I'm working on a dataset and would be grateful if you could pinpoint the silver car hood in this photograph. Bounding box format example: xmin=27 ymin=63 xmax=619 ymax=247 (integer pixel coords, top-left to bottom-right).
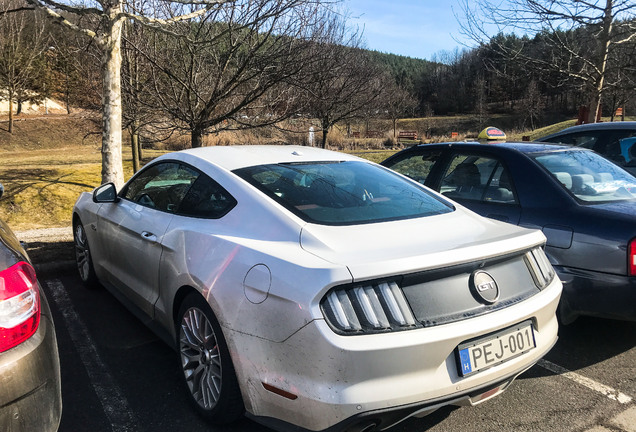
xmin=300 ymin=207 xmax=546 ymax=281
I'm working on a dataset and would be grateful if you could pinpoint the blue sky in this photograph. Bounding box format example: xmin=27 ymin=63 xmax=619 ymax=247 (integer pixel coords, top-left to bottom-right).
xmin=346 ymin=0 xmax=472 ymax=60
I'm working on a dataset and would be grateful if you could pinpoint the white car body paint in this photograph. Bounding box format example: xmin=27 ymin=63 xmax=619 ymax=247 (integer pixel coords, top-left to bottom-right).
xmin=73 ymin=145 xmax=562 ymax=432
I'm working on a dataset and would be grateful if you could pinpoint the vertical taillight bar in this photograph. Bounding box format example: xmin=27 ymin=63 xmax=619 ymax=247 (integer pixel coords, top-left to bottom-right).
xmin=629 ymin=239 xmax=636 ymax=277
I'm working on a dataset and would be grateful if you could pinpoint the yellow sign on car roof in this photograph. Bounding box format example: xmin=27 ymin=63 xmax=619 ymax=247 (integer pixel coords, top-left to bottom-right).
xmin=478 ymin=127 xmax=506 ymax=141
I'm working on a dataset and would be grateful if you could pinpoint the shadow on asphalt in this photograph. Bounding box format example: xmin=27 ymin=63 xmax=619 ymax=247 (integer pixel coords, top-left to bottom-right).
xmin=27 ymin=239 xmax=75 ymax=275
xmin=543 ymin=316 xmax=636 ymax=371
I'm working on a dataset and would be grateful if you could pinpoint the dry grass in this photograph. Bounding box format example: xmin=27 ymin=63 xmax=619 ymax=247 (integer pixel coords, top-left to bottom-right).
xmin=507 ymin=119 xmax=577 ymax=141
xmin=2 ymin=117 xmax=109 ymax=230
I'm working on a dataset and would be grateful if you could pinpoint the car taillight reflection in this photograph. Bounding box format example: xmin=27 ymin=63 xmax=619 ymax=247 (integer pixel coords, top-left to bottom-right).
xmin=0 ymin=261 xmax=40 ymax=352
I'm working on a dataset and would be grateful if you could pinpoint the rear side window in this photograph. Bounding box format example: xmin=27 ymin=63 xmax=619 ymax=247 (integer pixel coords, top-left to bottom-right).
xmin=177 ymin=175 xmax=237 ymax=219
xmin=384 ymin=150 xmax=442 ymax=185
xmin=234 ymin=161 xmax=453 ymax=225
xmin=439 ymin=155 xmax=517 ymax=204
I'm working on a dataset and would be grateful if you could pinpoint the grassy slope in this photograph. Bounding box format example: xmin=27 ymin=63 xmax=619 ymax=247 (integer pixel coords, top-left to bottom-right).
xmin=1 ymin=117 xmax=95 ymax=230
xmin=0 ymin=116 xmax=141 ymax=230
xmin=509 ymin=119 xmax=577 ymax=141
xmin=4 ymin=114 xmax=628 ymax=230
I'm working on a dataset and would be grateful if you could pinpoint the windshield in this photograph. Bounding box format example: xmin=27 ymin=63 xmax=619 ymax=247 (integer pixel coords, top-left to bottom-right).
xmin=532 ymin=150 xmax=636 ymax=203
xmin=234 ymin=161 xmax=453 ymax=225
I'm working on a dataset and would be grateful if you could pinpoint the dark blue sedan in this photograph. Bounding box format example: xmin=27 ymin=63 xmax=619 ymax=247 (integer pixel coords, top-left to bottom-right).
xmin=382 ymin=142 xmax=636 ymax=323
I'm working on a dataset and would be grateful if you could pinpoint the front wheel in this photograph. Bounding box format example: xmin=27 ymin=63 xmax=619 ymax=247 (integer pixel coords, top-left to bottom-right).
xmin=73 ymin=219 xmax=98 ymax=288
xmin=177 ymin=293 xmax=244 ymax=424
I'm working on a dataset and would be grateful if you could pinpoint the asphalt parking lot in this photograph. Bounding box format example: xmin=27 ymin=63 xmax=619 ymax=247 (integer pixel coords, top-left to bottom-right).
xmin=40 ymin=270 xmax=635 ymax=432
xmin=20 ymin=229 xmax=635 ymax=432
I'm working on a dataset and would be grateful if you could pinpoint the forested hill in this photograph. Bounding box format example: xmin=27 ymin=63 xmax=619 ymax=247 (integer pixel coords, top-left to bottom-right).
xmin=364 ymin=21 xmax=635 ymax=126
xmin=367 ymin=51 xmax=434 ymax=91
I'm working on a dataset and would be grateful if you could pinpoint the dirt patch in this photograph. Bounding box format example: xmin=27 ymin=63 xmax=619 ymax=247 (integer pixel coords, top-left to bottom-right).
xmin=0 ymin=114 xmax=100 ymax=151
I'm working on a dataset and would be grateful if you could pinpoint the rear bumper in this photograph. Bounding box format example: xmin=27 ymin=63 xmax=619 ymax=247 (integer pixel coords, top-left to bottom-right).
xmin=0 ymin=291 xmax=62 ymax=432
xmin=248 ymin=362 xmax=542 ymax=432
xmin=557 ymin=266 xmax=636 ymax=322
xmin=227 ymin=277 xmax=561 ymax=431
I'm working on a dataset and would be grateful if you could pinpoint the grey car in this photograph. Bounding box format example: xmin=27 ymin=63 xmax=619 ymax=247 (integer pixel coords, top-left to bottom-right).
xmin=0 ymin=183 xmax=62 ymax=431
xmin=538 ymin=121 xmax=636 ymax=175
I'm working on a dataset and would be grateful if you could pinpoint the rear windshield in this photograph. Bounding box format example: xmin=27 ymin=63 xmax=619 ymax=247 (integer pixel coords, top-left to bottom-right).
xmin=234 ymin=161 xmax=453 ymax=225
xmin=532 ymin=150 xmax=636 ymax=203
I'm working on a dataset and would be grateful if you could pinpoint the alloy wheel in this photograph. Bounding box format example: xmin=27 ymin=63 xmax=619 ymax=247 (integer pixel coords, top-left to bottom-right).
xmin=179 ymin=307 xmax=222 ymax=410
xmin=74 ymin=223 xmax=91 ymax=282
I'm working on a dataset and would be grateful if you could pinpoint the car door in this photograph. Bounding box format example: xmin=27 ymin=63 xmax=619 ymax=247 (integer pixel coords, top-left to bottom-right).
xmin=96 ymin=161 xmax=200 ymax=317
xmin=435 ymin=153 xmax=522 ymax=224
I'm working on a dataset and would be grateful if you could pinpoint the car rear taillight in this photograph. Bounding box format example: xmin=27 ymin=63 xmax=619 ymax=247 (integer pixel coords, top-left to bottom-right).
xmin=321 ymin=281 xmax=417 ymax=334
xmin=0 ymin=261 xmax=40 ymax=353
xmin=525 ymin=247 xmax=555 ymax=290
xmin=629 ymin=239 xmax=636 ymax=277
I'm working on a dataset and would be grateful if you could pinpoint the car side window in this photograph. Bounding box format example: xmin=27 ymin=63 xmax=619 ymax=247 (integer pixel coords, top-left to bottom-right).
xmin=619 ymin=137 xmax=636 ymax=166
xmin=385 ymin=150 xmax=442 ymax=184
xmin=177 ymin=174 xmax=237 ymax=219
xmin=440 ymin=154 xmax=517 ymax=204
xmin=542 ymin=131 xmax=599 ymax=149
xmin=123 ymin=162 xmax=199 ymax=213
xmin=544 ymin=130 xmax=636 ymax=165
xmin=599 ymin=131 xmax=636 ymax=164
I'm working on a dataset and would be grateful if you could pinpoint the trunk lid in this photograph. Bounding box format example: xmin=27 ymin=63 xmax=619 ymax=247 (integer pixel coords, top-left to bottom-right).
xmin=300 ymin=207 xmax=545 ymax=281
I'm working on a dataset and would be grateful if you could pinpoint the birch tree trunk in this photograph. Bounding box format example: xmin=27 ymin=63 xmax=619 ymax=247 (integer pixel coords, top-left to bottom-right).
xmin=8 ymin=96 xmax=14 ymax=134
xmin=588 ymin=0 xmax=613 ymax=124
xmin=25 ymin=0 xmax=239 ymax=188
xmin=99 ymin=6 xmax=125 ymax=189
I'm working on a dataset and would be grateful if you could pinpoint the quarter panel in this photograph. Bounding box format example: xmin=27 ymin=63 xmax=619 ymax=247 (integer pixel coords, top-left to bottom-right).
xmin=155 ymin=204 xmax=351 ymax=343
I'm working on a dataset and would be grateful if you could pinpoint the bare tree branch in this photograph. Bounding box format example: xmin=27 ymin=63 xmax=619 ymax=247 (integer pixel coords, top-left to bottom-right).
xmin=458 ymin=0 xmax=636 ymax=123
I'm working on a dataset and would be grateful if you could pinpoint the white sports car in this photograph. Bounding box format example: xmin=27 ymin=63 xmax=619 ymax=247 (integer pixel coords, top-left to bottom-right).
xmin=72 ymin=145 xmax=561 ymax=432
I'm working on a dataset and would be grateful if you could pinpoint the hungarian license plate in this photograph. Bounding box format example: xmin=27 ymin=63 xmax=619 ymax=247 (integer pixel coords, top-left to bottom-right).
xmin=456 ymin=320 xmax=536 ymax=377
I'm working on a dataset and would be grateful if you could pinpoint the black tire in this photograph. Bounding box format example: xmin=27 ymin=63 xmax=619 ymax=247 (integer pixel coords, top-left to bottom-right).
xmin=177 ymin=293 xmax=244 ymax=424
xmin=73 ymin=218 xmax=98 ymax=288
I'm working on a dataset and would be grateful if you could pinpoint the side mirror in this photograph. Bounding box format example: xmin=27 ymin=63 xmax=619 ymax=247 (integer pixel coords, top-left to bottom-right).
xmin=0 ymin=183 xmax=4 ymax=200
xmin=93 ymin=183 xmax=119 ymax=203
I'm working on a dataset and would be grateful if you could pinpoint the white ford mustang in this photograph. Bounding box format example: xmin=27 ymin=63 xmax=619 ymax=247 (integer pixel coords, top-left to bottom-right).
xmin=72 ymin=145 xmax=561 ymax=432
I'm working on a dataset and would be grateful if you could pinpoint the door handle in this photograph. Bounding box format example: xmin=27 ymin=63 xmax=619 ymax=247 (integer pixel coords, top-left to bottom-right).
xmin=141 ymin=231 xmax=157 ymax=243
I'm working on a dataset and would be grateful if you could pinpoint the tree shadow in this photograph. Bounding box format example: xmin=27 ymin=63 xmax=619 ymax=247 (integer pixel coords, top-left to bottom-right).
xmin=0 ymin=168 xmax=96 ymax=206
xmin=26 ymin=240 xmax=75 ymax=268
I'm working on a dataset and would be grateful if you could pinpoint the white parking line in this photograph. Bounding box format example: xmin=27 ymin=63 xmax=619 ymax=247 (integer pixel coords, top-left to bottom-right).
xmin=538 ymin=359 xmax=633 ymax=404
xmin=46 ymin=279 xmax=138 ymax=432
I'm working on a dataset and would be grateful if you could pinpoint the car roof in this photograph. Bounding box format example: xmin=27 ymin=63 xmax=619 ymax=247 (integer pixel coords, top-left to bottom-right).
xmin=168 ymin=145 xmax=363 ymax=171
xmin=409 ymin=141 xmax=576 ymax=155
xmin=541 ymin=121 xmax=636 ymax=136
